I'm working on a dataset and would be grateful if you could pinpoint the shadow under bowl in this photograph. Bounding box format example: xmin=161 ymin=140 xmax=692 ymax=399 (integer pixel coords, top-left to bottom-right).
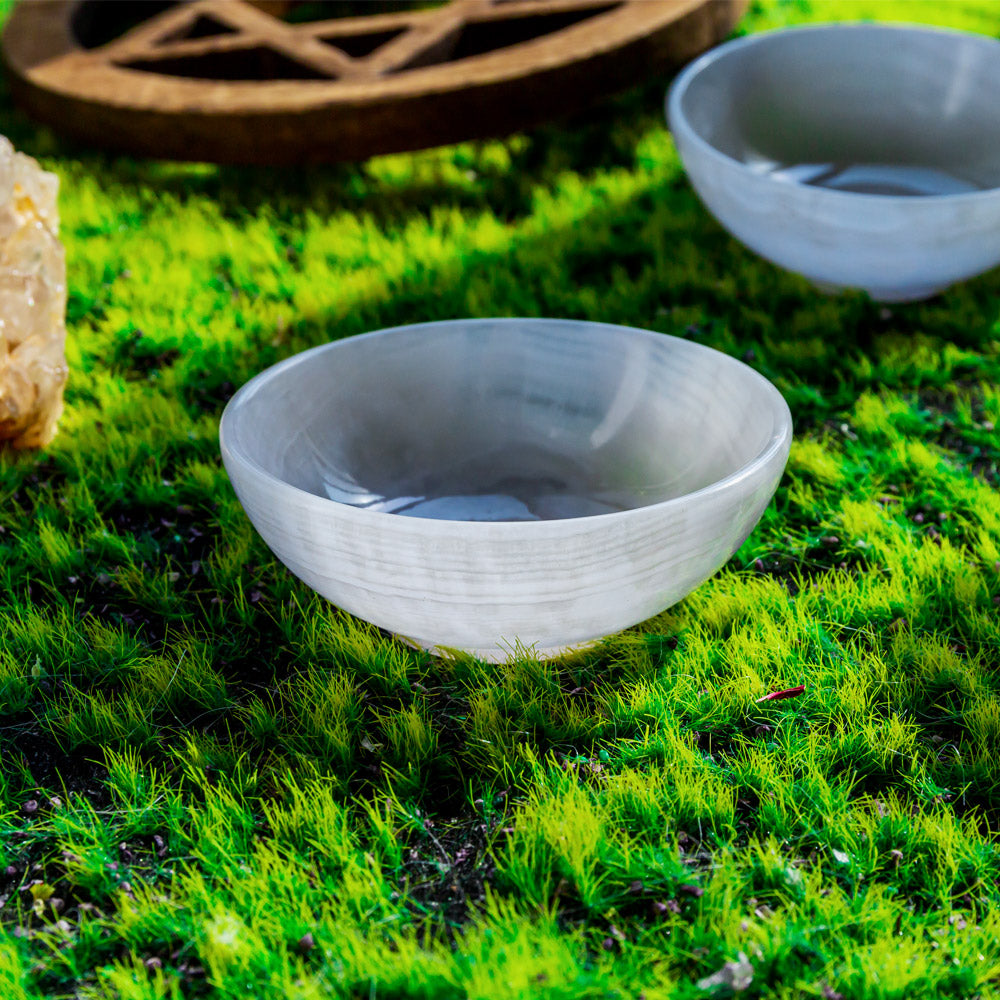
xmin=220 ymin=318 xmax=791 ymax=661
xmin=667 ymin=23 xmax=1000 ymax=301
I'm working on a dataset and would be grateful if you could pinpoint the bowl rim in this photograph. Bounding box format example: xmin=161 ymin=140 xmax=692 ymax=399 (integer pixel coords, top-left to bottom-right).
xmin=219 ymin=317 xmax=792 ymax=529
xmin=666 ymin=21 xmax=1000 ymax=205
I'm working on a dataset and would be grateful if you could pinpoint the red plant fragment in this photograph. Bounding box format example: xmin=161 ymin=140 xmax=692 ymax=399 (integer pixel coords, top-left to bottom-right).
xmin=756 ymin=685 xmax=805 ymax=703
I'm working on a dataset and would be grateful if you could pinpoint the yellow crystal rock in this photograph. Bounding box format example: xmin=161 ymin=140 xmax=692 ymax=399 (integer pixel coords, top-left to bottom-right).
xmin=0 ymin=138 xmax=67 ymax=448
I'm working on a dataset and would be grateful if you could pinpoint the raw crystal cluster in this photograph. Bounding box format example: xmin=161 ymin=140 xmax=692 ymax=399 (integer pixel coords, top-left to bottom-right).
xmin=0 ymin=137 xmax=66 ymax=448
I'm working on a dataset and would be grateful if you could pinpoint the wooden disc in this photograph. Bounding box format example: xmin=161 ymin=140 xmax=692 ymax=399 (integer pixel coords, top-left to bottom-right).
xmin=2 ymin=0 xmax=745 ymax=164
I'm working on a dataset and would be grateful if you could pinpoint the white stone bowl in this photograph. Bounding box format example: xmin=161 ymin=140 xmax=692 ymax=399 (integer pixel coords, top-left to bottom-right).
xmin=220 ymin=319 xmax=791 ymax=661
xmin=667 ymin=24 xmax=1000 ymax=302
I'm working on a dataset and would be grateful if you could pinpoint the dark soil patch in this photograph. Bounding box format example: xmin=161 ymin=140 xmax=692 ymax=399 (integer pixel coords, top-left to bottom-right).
xmin=103 ymin=500 xmax=216 ymax=566
xmin=0 ymin=728 xmax=109 ymax=799
xmin=749 ymin=537 xmax=875 ymax=594
xmin=917 ymin=387 xmax=999 ymax=488
xmin=112 ymin=328 xmax=182 ymax=378
xmin=58 ymin=578 xmax=172 ymax=646
xmin=183 ymin=371 xmax=237 ymax=414
xmin=399 ymin=810 xmax=499 ymax=934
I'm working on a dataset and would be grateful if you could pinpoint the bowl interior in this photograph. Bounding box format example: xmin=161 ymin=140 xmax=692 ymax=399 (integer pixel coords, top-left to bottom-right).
xmin=226 ymin=320 xmax=782 ymax=522
xmin=678 ymin=25 xmax=1000 ymax=195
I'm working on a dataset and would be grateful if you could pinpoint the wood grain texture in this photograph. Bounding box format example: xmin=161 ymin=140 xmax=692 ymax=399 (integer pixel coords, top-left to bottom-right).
xmin=2 ymin=0 xmax=745 ymax=164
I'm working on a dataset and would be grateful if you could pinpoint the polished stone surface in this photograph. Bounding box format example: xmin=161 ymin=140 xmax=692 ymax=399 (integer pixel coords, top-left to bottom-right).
xmin=668 ymin=24 xmax=1000 ymax=301
xmin=221 ymin=319 xmax=791 ymax=660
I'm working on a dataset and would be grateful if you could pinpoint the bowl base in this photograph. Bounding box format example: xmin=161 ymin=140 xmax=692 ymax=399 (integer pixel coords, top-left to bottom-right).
xmin=810 ymin=279 xmax=949 ymax=303
xmin=399 ymin=633 xmax=602 ymax=663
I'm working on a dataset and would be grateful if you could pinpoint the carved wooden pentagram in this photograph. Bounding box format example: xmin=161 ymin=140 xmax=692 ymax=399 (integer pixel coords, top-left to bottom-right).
xmin=2 ymin=0 xmax=745 ymax=164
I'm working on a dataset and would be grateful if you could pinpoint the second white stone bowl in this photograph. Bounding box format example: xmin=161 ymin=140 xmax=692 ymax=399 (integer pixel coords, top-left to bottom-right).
xmin=220 ymin=319 xmax=791 ymax=661
xmin=667 ymin=24 xmax=1000 ymax=301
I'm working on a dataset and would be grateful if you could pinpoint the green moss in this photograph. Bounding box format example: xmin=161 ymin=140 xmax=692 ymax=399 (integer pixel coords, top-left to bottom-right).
xmin=1 ymin=0 xmax=1000 ymax=996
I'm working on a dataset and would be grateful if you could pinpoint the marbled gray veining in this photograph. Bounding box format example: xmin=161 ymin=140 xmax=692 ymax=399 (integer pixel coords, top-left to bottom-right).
xmin=220 ymin=319 xmax=791 ymax=661
xmin=668 ymin=24 xmax=1000 ymax=301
